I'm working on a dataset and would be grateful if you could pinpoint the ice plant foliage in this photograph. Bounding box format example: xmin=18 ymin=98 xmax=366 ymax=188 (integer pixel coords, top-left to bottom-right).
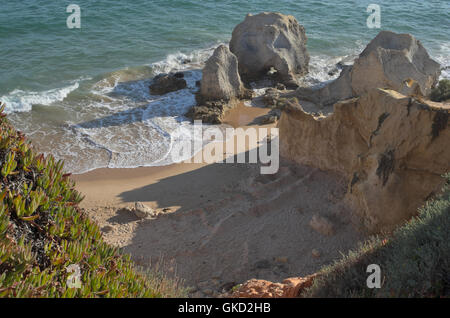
xmin=0 ymin=103 xmax=170 ymax=297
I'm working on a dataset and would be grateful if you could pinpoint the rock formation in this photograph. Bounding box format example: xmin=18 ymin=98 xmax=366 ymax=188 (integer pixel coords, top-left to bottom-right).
xmin=199 ymin=44 xmax=246 ymax=102
xmin=149 ymin=72 xmax=187 ymax=95
xmin=184 ymin=101 xmax=230 ymax=125
xmin=230 ymin=12 xmax=309 ymax=88
xmin=187 ymin=45 xmax=251 ymax=124
xmin=224 ymin=274 xmax=317 ymax=298
xmin=134 ymin=202 xmax=154 ymax=219
xmin=279 ymin=88 xmax=449 ymax=232
xmin=297 ymin=31 xmax=441 ymax=106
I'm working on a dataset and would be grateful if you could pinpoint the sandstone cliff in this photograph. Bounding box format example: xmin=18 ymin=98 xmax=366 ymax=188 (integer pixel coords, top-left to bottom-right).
xmin=279 ymin=89 xmax=449 ymax=232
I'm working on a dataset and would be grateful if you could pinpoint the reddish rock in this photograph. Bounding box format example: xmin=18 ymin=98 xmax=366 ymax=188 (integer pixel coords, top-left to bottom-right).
xmin=225 ymin=274 xmax=317 ymax=298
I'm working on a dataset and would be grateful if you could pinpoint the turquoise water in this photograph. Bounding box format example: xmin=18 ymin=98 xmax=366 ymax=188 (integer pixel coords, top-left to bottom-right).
xmin=0 ymin=1 xmax=449 ymax=173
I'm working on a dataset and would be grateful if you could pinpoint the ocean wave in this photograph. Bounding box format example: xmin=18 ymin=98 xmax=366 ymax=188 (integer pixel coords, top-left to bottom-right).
xmin=149 ymin=44 xmax=221 ymax=75
xmin=0 ymin=81 xmax=80 ymax=113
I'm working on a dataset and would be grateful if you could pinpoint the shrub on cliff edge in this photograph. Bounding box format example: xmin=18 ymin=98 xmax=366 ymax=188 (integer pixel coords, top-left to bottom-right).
xmin=304 ymin=173 xmax=450 ymax=297
xmin=0 ymin=104 xmax=186 ymax=297
xmin=430 ymin=79 xmax=450 ymax=102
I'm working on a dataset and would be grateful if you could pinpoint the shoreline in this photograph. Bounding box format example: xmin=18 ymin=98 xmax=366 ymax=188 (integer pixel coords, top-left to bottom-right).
xmin=73 ymin=103 xmax=272 ymax=212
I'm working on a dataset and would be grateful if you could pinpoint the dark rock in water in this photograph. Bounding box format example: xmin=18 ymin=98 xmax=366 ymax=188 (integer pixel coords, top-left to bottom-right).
xmin=327 ymin=67 xmax=339 ymax=76
xmin=173 ymin=72 xmax=185 ymax=79
xmin=195 ymin=80 xmax=201 ymax=87
xmin=149 ymin=72 xmax=187 ymax=95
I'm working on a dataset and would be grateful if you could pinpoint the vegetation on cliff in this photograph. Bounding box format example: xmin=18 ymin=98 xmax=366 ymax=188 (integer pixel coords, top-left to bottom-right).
xmin=304 ymin=173 xmax=450 ymax=297
xmin=0 ymin=104 xmax=186 ymax=297
xmin=430 ymin=79 xmax=450 ymax=102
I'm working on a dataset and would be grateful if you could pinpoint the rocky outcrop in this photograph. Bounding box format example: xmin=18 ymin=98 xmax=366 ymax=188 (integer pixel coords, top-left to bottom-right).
xmin=297 ymin=31 xmax=441 ymax=106
xmin=230 ymin=12 xmax=309 ymax=88
xmin=199 ymin=45 xmax=246 ymax=102
xmin=149 ymin=72 xmax=187 ymax=95
xmin=224 ymin=274 xmax=317 ymax=298
xmin=279 ymin=88 xmax=450 ymax=232
xmin=187 ymin=45 xmax=251 ymax=124
xmin=185 ymin=100 xmax=234 ymax=124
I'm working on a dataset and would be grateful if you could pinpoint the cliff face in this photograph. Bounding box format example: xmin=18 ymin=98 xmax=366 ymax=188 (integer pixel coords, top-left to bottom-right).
xmin=279 ymin=89 xmax=449 ymax=232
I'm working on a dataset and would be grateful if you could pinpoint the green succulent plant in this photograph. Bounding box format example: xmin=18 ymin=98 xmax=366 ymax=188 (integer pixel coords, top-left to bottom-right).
xmin=0 ymin=103 xmax=186 ymax=298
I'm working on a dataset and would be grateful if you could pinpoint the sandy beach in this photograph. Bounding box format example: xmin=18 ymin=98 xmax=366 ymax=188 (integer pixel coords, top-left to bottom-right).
xmin=73 ymin=104 xmax=364 ymax=297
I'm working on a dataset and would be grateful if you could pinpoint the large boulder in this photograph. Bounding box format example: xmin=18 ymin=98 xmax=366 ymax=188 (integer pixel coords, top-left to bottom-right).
xmin=149 ymin=72 xmax=187 ymax=95
xmin=352 ymin=31 xmax=441 ymax=96
xmin=199 ymin=45 xmax=246 ymax=102
xmin=297 ymin=31 xmax=441 ymax=106
xmin=229 ymin=12 xmax=309 ymax=88
xmin=279 ymin=89 xmax=449 ymax=232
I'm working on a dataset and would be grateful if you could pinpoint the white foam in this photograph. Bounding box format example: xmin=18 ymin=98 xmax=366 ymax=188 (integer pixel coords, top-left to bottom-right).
xmin=434 ymin=42 xmax=450 ymax=80
xmin=150 ymin=44 xmax=220 ymax=75
xmin=1 ymin=82 xmax=80 ymax=113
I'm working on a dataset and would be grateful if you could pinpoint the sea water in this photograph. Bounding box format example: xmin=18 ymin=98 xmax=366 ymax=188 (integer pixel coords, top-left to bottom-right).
xmin=1 ymin=0 xmax=448 ymax=173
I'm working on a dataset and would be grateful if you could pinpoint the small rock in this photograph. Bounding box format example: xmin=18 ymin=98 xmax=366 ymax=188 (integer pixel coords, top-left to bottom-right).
xmin=260 ymin=115 xmax=278 ymax=124
xmin=134 ymin=202 xmax=154 ymax=219
xmin=101 ymin=225 xmax=113 ymax=233
xmin=309 ymin=214 xmax=334 ymax=236
xmin=312 ymin=249 xmax=321 ymax=258
xmin=327 ymin=67 xmax=339 ymax=76
xmin=263 ymin=88 xmax=280 ymax=107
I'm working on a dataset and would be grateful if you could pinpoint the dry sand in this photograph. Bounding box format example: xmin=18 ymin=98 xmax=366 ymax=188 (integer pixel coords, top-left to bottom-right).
xmin=73 ymin=104 xmax=365 ymax=297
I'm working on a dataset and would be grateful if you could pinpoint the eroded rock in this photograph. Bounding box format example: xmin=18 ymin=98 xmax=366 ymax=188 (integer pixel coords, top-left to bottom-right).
xmin=199 ymin=45 xmax=247 ymax=102
xmin=279 ymin=88 xmax=450 ymax=232
xmin=230 ymin=12 xmax=309 ymax=87
xmin=185 ymin=100 xmax=234 ymax=124
xmin=134 ymin=202 xmax=154 ymax=219
xmin=297 ymin=31 xmax=441 ymax=106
